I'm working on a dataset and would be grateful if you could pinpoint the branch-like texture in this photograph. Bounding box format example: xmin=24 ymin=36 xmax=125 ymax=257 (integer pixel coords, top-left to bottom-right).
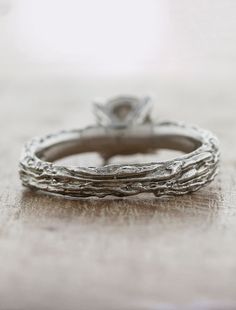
xmin=19 ymin=122 xmax=219 ymax=198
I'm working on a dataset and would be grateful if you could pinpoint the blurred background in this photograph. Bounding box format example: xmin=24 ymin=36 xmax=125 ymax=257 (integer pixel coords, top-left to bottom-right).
xmin=0 ymin=0 xmax=236 ymax=142
xmin=1 ymin=0 xmax=236 ymax=78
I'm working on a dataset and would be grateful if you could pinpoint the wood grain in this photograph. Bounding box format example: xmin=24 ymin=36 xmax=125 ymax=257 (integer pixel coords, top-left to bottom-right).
xmin=0 ymin=77 xmax=235 ymax=310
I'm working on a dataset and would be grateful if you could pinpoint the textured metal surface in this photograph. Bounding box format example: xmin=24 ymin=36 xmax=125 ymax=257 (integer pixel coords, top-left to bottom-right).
xmin=19 ymin=110 xmax=219 ymax=198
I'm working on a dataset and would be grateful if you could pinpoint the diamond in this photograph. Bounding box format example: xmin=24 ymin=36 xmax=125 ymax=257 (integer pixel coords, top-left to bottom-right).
xmin=93 ymin=95 xmax=152 ymax=128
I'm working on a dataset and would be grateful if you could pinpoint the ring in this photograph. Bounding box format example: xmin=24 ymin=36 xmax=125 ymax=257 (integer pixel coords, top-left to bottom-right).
xmin=19 ymin=95 xmax=220 ymax=198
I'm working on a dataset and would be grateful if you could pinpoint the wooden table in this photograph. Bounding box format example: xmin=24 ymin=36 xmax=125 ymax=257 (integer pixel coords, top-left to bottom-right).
xmin=0 ymin=76 xmax=235 ymax=309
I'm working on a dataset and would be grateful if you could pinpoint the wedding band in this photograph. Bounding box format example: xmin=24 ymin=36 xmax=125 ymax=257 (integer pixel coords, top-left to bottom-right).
xmin=19 ymin=95 xmax=220 ymax=198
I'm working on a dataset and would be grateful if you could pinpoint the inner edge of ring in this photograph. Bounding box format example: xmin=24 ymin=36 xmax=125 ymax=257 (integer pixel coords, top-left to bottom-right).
xmin=36 ymin=133 xmax=202 ymax=164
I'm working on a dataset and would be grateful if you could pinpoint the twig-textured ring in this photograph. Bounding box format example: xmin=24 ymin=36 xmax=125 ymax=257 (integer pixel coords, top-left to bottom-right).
xmin=19 ymin=96 xmax=220 ymax=198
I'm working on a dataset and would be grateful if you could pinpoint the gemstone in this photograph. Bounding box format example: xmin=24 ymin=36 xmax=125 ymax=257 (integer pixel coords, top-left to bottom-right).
xmin=94 ymin=95 xmax=152 ymax=128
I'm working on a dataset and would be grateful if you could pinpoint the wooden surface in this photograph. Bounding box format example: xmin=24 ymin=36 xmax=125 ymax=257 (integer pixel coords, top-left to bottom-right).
xmin=0 ymin=77 xmax=236 ymax=310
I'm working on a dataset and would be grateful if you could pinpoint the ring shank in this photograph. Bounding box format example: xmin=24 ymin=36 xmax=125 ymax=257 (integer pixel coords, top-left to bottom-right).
xmin=19 ymin=122 xmax=219 ymax=198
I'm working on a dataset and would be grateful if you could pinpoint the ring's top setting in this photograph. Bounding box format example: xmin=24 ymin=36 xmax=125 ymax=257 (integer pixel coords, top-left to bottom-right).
xmin=93 ymin=95 xmax=152 ymax=128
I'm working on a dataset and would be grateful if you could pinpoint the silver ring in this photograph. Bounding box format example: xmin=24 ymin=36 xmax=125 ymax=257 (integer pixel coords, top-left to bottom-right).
xmin=19 ymin=95 xmax=220 ymax=198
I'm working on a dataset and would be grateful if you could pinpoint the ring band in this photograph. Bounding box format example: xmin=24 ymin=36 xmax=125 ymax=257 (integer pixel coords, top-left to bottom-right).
xmin=19 ymin=96 xmax=220 ymax=198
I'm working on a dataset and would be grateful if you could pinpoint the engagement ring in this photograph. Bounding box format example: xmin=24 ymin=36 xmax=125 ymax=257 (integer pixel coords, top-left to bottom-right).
xmin=19 ymin=96 xmax=220 ymax=198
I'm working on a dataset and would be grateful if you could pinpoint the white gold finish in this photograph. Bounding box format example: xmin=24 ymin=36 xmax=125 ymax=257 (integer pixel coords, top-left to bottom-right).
xmin=19 ymin=96 xmax=220 ymax=198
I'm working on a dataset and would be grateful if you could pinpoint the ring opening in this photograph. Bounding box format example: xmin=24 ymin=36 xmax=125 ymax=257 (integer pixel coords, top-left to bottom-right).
xmin=36 ymin=134 xmax=202 ymax=163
